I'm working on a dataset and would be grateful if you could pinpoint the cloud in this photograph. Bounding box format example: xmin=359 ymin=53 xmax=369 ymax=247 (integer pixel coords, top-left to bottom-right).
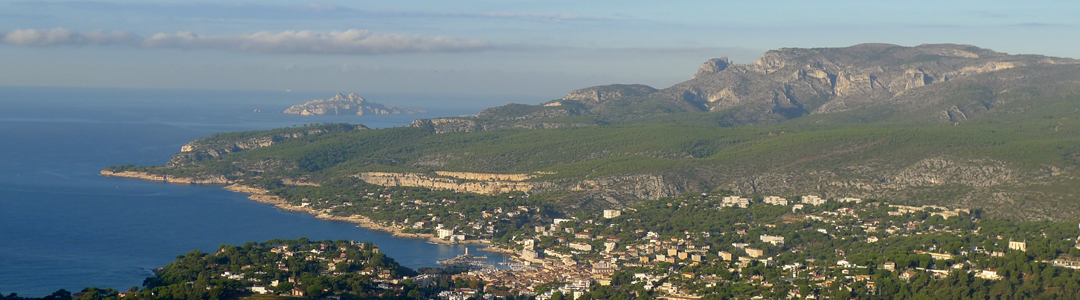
xmin=1 ymin=28 xmax=493 ymax=54
xmin=142 ymin=29 xmax=492 ymax=54
xmin=0 ymin=28 xmax=139 ymax=46
xmin=16 ymin=1 xmax=612 ymax=22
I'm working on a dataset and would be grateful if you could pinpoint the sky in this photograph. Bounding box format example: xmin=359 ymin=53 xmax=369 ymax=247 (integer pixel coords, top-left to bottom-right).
xmin=2 ymin=0 xmax=1079 ymax=98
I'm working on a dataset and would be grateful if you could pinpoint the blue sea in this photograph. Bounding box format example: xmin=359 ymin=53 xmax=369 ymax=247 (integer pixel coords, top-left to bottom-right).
xmin=0 ymin=86 xmax=543 ymax=296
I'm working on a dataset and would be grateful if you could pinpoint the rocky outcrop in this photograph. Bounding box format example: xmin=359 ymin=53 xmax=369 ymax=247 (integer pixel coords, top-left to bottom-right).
xmin=561 ymin=84 xmax=658 ymax=103
xmin=100 ymin=170 xmax=231 ymax=185
xmin=356 ymin=172 xmax=535 ymax=194
xmin=663 ymin=44 xmax=1077 ymax=121
xmin=284 ymin=93 xmax=425 ymax=116
xmin=693 ymin=57 xmax=730 ymax=79
xmin=170 ymin=126 xmax=365 ymax=166
xmin=409 ymin=118 xmax=483 ymax=134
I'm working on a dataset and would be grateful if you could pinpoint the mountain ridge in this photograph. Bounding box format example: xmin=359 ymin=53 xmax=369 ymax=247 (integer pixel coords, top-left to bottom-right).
xmin=104 ymin=43 xmax=1080 ymax=221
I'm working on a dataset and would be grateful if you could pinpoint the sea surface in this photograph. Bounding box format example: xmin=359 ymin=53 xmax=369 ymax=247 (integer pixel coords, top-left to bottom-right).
xmin=0 ymin=86 xmax=541 ymax=296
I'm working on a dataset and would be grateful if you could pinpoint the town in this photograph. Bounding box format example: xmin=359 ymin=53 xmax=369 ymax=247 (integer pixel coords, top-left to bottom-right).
xmin=283 ymin=185 xmax=1080 ymax=299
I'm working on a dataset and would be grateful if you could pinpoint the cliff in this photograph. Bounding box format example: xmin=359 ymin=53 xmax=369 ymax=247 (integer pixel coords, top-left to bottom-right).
xmin=284 ymin=93 xmax=425 ymax=116
xmin=356 ymin=172 xmax=535 ymax=194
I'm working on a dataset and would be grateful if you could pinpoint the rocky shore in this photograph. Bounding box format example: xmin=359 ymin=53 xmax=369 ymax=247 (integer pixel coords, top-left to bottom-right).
xmin=99 ymin=170 xmax=231 ymax=184
xmin=99 ymin=170 xmax=490 ymax=246
xmin=222 ymin=184 xmax=489 ymax=245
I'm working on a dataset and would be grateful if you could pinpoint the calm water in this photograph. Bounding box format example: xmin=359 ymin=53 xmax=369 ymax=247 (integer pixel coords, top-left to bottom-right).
xmin=0 ymin=87 xmax=541 ymax=296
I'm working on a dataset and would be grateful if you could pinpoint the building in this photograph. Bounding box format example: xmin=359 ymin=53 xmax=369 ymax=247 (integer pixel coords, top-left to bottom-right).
xmin=1009 ymin=240 xmax=1027 ymax=252
xmin=721 ymin=196 xmax=750 ymax=208
xmin=718 ymin=251 xmax=732 ymax=261
xmin=569 ymin=242 xmax=593 ymax=252
xmin=838 ymin=197 xmax=862 ymax=203
xmin=603 ymin=210 xmax=622 ymax=218
xmin=801 ymin=195 xmax=827 ymax=206
xmin=437 ymin=228 xmax=454 ymax=239
xmin=746 ymin=248 xmax=764 ymax=258
xmin=883 ymin=261 xmax=896 ymax=271
xmin=763 ymin=196 xmax=788 ymax=206
xmin=521 ymin=248 xmax=540 ymax=261
xmin=760 ymin=235 xmax=785 ymax=246
xmin=604 ymin=241 xmax=617 ymax=252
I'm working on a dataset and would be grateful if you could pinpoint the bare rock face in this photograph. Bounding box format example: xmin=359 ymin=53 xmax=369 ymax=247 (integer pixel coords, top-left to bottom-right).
xmin=662 ymin=43 xmax=1077 ymax=121
xmin=284 ymin=93 xmax=425 ymax=116
xmin=560 ymin=84 xmax=658 ymax=103
xmin=356 ymin=172 xmax=534 ymax=194
xmin=693 ymin=57 xmax=730 ymax=79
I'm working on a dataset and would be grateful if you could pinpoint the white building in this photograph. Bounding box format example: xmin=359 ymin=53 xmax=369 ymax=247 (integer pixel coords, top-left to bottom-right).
xmin=721 ymin=196 xmax=750 ymax=208
xmin=760 ymin=235 xmax=785 ymax=246
xmin=437 ymin=228 xmax=454 ymax=239
xmin=763 ymin=196 xmax=788 ymax=206
xmin=603 ymin=209 xmax=622 ymax=218
xmin=838 ymin=197 xmax=862 ymax=203
xmin=802 ymin=195 xmax=827 ymax=206
xmin=569 ymin=242 xmax=592 ymax=252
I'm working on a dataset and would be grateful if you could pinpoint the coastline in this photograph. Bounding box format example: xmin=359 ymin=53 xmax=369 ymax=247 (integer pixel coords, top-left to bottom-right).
xmin=100 ymin=170 xmax=490 ymax=246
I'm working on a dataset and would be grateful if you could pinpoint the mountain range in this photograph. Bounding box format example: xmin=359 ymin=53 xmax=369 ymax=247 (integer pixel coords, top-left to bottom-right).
xmin=107 ymin=44 xmax=1080 ymax=221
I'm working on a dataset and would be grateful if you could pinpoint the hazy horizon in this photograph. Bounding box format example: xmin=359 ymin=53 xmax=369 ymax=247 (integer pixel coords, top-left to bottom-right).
xmin=3 ymin=1 xmax=1079 ymax=98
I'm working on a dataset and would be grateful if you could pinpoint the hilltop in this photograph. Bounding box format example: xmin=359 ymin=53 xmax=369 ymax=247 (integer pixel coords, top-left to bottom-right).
xmin=105 ymin=44 xmax=1080 ymax=221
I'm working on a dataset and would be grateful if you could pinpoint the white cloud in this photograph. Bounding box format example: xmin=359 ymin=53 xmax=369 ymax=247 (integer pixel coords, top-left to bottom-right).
xmin=142 ymin=29 xmax=492 ymax=54
xmin=0 ymin=28 xmax=139 ymax=46
xmin=0 ymin=28 xmax=493 ymax=54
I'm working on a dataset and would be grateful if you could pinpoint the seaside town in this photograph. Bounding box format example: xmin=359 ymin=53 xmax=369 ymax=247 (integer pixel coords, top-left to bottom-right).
xmin=243 ymin=187 xmax=1080 ymax=299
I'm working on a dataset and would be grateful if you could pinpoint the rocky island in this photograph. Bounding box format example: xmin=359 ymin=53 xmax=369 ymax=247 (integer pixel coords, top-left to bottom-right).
xmin=284 ymin=93 xmax=425 ymax=116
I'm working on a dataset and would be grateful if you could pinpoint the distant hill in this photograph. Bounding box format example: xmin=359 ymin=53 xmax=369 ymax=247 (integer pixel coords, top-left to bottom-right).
xmin=415 ymin=43 xmax=1079 ymax=131
xmin=107 ymin=44 xmax=1080 ymax=221
xmin=284 ymin=93 xmax=425 ymax=116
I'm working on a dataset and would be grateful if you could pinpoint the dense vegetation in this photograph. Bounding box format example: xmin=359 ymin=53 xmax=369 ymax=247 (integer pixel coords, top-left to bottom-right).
xmin=112 ymin=89 xmax=1080 ymax=219
xmin=1 ymin=239 xmax=489 ymax=300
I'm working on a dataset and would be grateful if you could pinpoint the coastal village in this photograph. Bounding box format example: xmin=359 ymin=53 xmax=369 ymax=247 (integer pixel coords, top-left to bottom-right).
xmin=98 ymin=171 xmax=1080 ymax=299
xmin=248 ymin=185 xmax=1080 ymax=299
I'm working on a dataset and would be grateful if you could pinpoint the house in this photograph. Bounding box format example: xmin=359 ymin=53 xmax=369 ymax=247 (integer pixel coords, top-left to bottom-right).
xmin=976 ymin=269 xmax=1001 ymax=280
xmin=899 ymin=270 xmax=917 ymax=281
xmin=603 ymin=210 xmax=622 ymax=218
xmin=1009 ymin=240 xmax=1027 ymax=252
xmin=718 ymin=251 xmax=732 ymax=261
xmin=760 ymin=235 xmax=785 ymax=246
xmin=883 ymin=261 xmax=896 ymax=271
xmin=569 ymin=242 xmax=593 ymax=252
xmin=745 ymin=248 xmax=764 ymax=258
